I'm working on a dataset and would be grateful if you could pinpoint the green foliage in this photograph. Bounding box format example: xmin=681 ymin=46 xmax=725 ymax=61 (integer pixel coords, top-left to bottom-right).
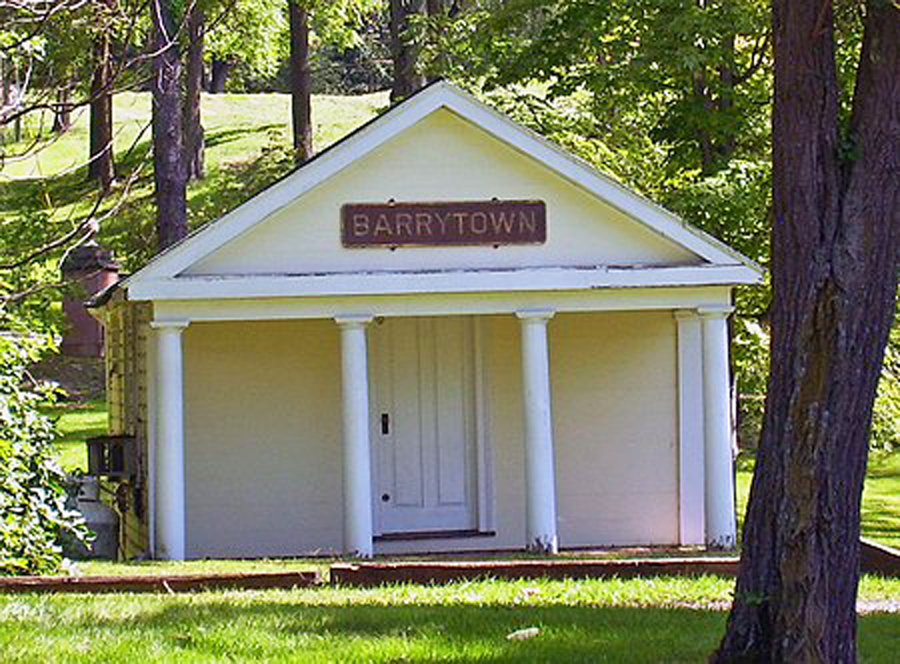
xmin=467 ymin=85 xmax=776 ymax=446
xmin=309 ymin=18 xmax=393 ymax=95
xmin=206 ymin=0 xmax=290 ymax=87
xmin=205 ymin=0 xmax=385 ymax=93
xmin=871 ymin=300 xmax=900 ymax=453
xmin=421 ymin=0 xmax=771 ymax=174
xmin=659 ymin=160 xmax=772 ymax=445
xmin=0 ymin=336 xmax=91 ymax=576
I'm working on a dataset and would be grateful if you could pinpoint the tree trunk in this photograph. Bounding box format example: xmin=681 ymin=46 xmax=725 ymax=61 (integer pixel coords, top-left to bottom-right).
xmin=692 ymin=67 xmax=717 ymax=175
xmin=89 ymin=0 xmax=115 ymax=193
xmin=715 ymin=32 xmax=737 ymax=164
xmin=151 ymin=0 xmax=188 ymax=251
xmin=184 ymin=5 xmax=205 ymax=180
xmin=209 ymin=58 xmax=231 ymax=93
xmin=425 ymin=0 xmax=446 ymax=82
xmin=390 ymin=0 xmax=427 ymax=102
xmin=53 ymin=84 xmax=72 ymax=133
xmin=289 ymin=1 xmax=313 ymax=163
xmin=713 ymin=2 xmax=899 ymax=661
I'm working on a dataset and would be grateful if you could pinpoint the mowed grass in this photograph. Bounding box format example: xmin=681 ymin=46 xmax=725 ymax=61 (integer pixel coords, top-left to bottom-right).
xmin=75 ymin=557 xmax=331 ymax=578
xmin=1 ymin=90 xmax=388 ymax=274
xmin=44 ymin=398 xmax=108 ymax=472
xmin=862 ymin=454 xmax=900 ymax=549
xmin=736 ymin=452 xmax=900 ymax=550
xmin=1 ymin=578 xmax=898 ymax=663
xmin=4 ymin=91 xmax=388 ymax=181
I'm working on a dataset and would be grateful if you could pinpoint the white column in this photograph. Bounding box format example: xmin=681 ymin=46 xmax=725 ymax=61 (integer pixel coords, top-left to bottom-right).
xmin=517 ymin=309 xmax=558 ymax=553
xmin=336 ymin=314 xmax=374 ymax=557
xmin=150 ymin=320 xmax=189 ymax=560
xmin=699 ymin=305 xmax=736 ymax=548
xmin=675 ymin=310 xmax=705 ymax=546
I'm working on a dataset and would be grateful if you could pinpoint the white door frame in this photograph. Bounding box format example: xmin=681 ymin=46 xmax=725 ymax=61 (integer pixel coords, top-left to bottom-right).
xmin=369 ymin=315 xmax=492 ymax=537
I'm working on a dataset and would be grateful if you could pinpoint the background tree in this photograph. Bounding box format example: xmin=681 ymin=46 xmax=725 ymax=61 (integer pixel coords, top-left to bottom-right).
xmin=288 ymin=0 xmax=381 ymax=163
xmin=289 ymin=0 xmax=313 ymax=162
xmin=184 ymin=0 xmax=205 ymax=180
xmin=713 ymin=0 xmax=899 ymax=660
xmin=151 ymin=0 xmax=188 ymax=249
xmin=422 ymin=0 xmax=771 ymax=175
xmin=205 ymin=0 xmax=288 ymax=93
xmin=389 ymin=0 xmax=426 ymax=101
xmin=88 ymin=0 xmax=117 ymax=192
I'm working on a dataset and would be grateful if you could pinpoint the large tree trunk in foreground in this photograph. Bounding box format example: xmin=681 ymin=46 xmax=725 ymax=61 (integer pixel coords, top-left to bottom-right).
xmin=151 ymin=0 xmax=188 ymax=251
xmin=288 ymin=0 xmax=312 ymax=163
xmin=390 ymin=0 xmax=426 ymax=102
xmin=184 ymin=4 xmax=205 ymax=180
xmin=89 ymin=0 xmax=115 ymax=193
xmin=713 ymin=2 xmax=899 ymax=661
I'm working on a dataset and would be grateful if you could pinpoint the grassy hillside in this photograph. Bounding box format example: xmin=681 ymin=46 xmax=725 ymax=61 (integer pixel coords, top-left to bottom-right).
xmin=2 ymin=91 xmax=388 ymax=273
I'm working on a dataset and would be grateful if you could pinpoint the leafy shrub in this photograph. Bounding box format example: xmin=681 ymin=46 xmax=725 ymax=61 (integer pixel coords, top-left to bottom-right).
xmin=0 ymin=335 xmax=91 ymax=575
xmin=871 ymin=302 xmax=900 ymax=453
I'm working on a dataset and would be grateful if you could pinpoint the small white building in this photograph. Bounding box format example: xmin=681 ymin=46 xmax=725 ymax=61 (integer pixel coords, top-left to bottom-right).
xmin=97 ymin=82 xmax=761 ymax=560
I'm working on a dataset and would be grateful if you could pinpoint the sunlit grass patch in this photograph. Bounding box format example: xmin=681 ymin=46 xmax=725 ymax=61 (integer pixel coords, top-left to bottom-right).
xmin=863 ymin=454 xmax=900 ymax=549
xmin=1 ymin=579 xmax=897 ymax=663
xmin=44 ymin=399 xmax=108 ymax=473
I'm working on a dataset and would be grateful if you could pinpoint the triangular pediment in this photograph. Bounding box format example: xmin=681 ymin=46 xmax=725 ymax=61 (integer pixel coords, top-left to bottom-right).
xmin=125 ymin=82 xmax=760 ymax=299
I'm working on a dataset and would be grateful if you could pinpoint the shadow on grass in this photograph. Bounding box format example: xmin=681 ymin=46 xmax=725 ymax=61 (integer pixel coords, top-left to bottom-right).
xmin=203 ymin=123 xmax=284 ymax=149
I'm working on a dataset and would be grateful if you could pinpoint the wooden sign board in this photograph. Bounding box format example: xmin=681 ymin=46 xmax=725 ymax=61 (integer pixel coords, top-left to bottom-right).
xmin=341 ymin=200 xmax=546 ymax=247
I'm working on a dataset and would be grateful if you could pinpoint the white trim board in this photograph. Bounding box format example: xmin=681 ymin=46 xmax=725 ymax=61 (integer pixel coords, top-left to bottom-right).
xmin=151 ymin=286 xmax=733 ymax=324
xmin=129 ymin=264 xmax=759 ymax=301
xmin=123 ymin=81 xmax=763 ymax=292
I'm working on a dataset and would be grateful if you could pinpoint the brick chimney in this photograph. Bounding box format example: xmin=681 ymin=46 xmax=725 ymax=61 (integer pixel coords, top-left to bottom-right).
xmin=60 ymin=242 xmax=120 ymax=357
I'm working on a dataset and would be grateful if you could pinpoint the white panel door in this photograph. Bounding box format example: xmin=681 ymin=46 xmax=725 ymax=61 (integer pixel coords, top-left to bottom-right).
xmin=372 ymin=316 xmax=477 ymax=533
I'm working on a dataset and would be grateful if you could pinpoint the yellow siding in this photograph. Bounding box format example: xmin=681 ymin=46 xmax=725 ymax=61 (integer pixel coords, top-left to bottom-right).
xmin=178 ymin=311 xmax=679 ymax=557
xmin=186 ymin=110 xmax=699 ymax=278
xmin=101 ymin=296 xmax=151 ymax=559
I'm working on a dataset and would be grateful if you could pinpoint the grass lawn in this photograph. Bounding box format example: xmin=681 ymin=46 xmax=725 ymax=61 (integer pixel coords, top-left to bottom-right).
xmin=1 ymin=578 xmax=898 ymax=663
xmin=736 ymin=451 xmax=900 ymax=550
xmin=1 ymin=90 xmax=389 ymax=276
xmin=44 ymin=398 xmax=108 ymax=472
xmin=862 ymin=454 xmax=900 ymax=549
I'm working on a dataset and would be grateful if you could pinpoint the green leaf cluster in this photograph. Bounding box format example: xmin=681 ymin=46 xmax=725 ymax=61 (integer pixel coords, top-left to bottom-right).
xmin=872 ymin=300 xmax=900 ymax=453
xmin=419 ymin=0 xmax=771 ymax=174
xmin=204 ymin=0 xmax=384 ymax=91
xmin=0 ymin=335 xmax=91 ymax=576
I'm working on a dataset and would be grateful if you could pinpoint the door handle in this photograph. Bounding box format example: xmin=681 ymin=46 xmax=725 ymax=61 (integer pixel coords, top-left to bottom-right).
xmin=381 ymin=413 xmax=390 ymax=435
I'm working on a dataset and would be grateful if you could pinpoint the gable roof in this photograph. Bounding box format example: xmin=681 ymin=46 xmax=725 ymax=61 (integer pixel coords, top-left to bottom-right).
xmin=124 ymin=80 xmax=762 ymax=294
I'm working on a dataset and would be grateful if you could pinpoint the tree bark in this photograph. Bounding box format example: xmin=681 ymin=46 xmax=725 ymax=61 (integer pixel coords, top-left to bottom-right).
xmin=425 ymin=0 xmax=446 ymax=82
xmin=713 ymin=2 xmax=899 ymax=661
xmin=184 ymin=4 xmax=205 ymax=180
xmin=390 ymin=0 xmax=427 ymax=102
xmin=715 ymin=31 xmax=737 ymax=164
xmin=151 ymin=0 xmax=188 ymax=251
xmin=53 ymin=84 xmax=72 ymax=133
xmin=89 ymin=0 xmax=116 ymax=193
xmin=289 ymin=0 xmax=313 ymax=163
xmin=209 ymin=58 xmax=231 ymax=93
